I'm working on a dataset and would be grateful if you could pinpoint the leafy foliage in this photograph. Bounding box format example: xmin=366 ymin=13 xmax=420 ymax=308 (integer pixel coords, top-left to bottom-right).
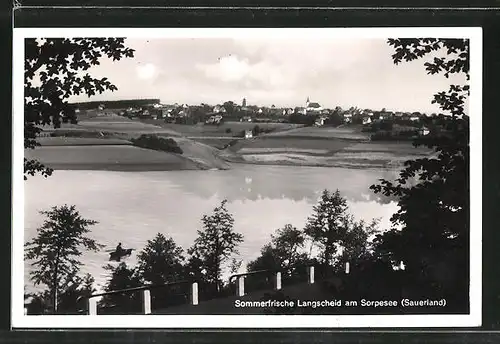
xmin=246 ymin=224 xmax=314 ymax=290
xmin=223 ymin=101 xmax=236 ymax=114
xmin=100 ymin=234 xmax=189 ymax=313
xmin=25 ymin=273 xmax=96 ymax=315
xmin=57 ymin=273 xmax=96 ymax=314
xmin=288 ymin=113 xmax=317 ymax=126
xmin=131 ymin=134 xmax=183 ymax=154
xmin=24 ymin=38 xmax=135 ymax=179
xmin=304 ymin=190 xmax=379 ymax=270
xmin=247 ymin=224 xmax=310 ymax=273
xmin=325 ymin=111 xmax=344 ymax=127
xmin=188 ymin=200 xmax=243 ymax=292
xmin=136 ymin=233 xmax=185 ymax=285
xmin=99 ymin=263 xmax=143 ymax=314
xmin=24 ymin=205 xmax=102 ymax=313
xmin=370 ymin=38 xmax=470 ymax=302
xmin=387 ymin=38 xmax=469 ymax=79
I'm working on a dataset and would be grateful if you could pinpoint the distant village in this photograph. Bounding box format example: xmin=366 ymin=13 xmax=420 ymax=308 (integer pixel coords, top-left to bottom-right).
xmin=73 ymin=96 xmax=460 ymax=140
xmin=82 ymin=97 xmax=432 ymax=123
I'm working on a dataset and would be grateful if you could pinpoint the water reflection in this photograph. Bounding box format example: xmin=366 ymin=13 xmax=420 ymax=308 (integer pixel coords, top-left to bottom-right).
xmin=23 ymin=165 xmax=401 ymax=292
xmin=146 ymin=165 xmax=401 ymax=204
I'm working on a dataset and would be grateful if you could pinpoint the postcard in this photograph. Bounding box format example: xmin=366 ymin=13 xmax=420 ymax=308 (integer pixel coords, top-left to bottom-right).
xmin=12 ymin=27 xmax=482 ymax=328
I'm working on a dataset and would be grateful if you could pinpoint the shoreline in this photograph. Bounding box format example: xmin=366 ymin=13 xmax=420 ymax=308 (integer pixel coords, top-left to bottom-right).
xmin=27 ymin=121 xmax=434 ymax=173
xmin=26 ymin=135 xmax=431 ymax=172
xmin=31 ymin=151 xmax=408 ymax=172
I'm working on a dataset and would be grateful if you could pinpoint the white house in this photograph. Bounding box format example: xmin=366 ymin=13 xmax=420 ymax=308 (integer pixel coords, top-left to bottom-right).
xmin=213 ymin=105 xmax=226 ymax=114
xmin=305 ymin=97 xmax=323 ymax=113
xmin=419 ymin=127 xmax=430 ymax=136
xmin=410 ymin=115 xmax=420 ymax=122
xmin=244 ymin=130 xmax=253 ymax=139
xmin=206 ymin=114 xmax=223 ymax=124
xmin=306 ymin=102 xmax=322 ymax=113
xmin=315 ymin=116 xmax=328 ymax=126
xmin=343 ymin=113 xmax=353 ymax=123
xmin=379 ymin=113 xmax=390 ymax=120
xmin=362 ymin=116 xmax=372 ymax=125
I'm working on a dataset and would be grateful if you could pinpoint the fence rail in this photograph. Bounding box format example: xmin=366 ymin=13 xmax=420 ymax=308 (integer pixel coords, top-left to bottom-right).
xmin=82 ymin=262 xmax=350 ymax=315
xmin=83 ymin=280 xmax=198 ymax=315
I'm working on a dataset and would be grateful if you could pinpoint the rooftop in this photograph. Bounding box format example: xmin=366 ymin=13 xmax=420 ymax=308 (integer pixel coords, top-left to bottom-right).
xmin=307 ymin=102 xmax=321 ymax=108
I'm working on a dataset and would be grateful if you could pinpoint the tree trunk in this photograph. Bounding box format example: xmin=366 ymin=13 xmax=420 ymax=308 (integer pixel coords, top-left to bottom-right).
xmin=52 ymin=250 xmax=61 ymax=314
xmin=52 ymin=264 xmax=58 ymax=313
xmin=214 ymin=255 xmax=220 ymax=293
xmin=214 ymin=235 xmax=220 ymax=294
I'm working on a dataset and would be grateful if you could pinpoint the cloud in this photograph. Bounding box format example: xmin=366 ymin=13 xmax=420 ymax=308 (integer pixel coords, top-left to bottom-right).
xmin=67 ymin=38 xmax=469 ymax=113
xmin=198 ymin=55 xmax=250 ymax=82
xmin=136 ymin=63 xmax=158 ymax=80
xmin=196 ymin=53 xmax=299 ymax=89
xmin=195 ymin=39 xmax=385 ymax=93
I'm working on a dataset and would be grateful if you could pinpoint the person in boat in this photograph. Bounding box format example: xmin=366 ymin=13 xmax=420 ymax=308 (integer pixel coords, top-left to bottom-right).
xmin=115 ymin=242 xmax=124 ymax=256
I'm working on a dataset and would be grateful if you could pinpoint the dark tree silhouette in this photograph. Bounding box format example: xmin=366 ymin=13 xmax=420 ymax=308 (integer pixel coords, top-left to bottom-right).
xmin=223 ymin=101 xmax=236 ymax=114
xmin=99 ymin=263 xmax=143 ymax=314
xmin=136 ymin=233 xmax=185 ymax=285
xmin=304 ymin=189 xmax=379 ymax=271
xmin=188 ymin=200 xmax=243 ymax=293
xmin=370 ymin=38 xmax=470 ymax=304
xmin=24 ymin=205 xmax=102 ymax=313
xmin=24 ymin=38 xmax=135 ymax=179
xmin=25 ymin=273 xmax=96 ymax=315
xmin=248 ymin=224 xmax=310 ymax=273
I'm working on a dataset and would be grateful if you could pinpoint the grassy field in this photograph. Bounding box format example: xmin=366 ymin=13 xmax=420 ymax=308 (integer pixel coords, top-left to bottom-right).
xmin=140 ymin=120 xmax=303 ymax=138
xmin=39 ymin=121 xmax=182 ymax=141
xmin=37 ymin=137 xmax=131 ymax=146
xmin=341 ymin=142 xmax=433 ymax=156
xmin=25 ymin=145 xmax=200 ymax=171
xmin=30 ymin=113 xmax=434 ymax=171
xmin=266 ymin=125 xmax=371 ymax=140
xmin=191 ymin=138 xmax=238 ymax=149
xmin=231 ymin=137 xmax=354 ymax=154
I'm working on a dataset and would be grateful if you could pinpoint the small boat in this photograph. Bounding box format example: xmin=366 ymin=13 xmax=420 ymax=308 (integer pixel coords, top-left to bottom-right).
xmin=108 ymin=248 xmax=134 ymax=262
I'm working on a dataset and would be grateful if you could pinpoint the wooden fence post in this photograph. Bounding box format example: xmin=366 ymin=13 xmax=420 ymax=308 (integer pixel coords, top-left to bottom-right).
xmin=274 ymin=272 xmax=282 ymax=290
xmin=88 ymin=297 xmax=97 ymax=315
xmin=308 ymin=266 xmax=315 ymax=284
xmin=190 ymin=282 xmax=199 ymax=306
xmin=142 ymin=290 xmax=151 ymax=315
xmin=345 ymin=262 xmax=350 ymax=274
xmin=236 ymin=276 xmax=245 ymax=297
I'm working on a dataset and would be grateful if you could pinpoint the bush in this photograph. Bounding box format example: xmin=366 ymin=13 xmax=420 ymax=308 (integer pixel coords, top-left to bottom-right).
xmin=225 ymin=128 xmax=232 ymax=134
xmin=234 ymin=130 xmax=246 ymax=138
xmin=252 ymin=125 xmax=261 ymax=136
xmin=288 ymin=113 xmax=317 ymax=126
xmin=131 ymin=134 xmax=183 ymax=154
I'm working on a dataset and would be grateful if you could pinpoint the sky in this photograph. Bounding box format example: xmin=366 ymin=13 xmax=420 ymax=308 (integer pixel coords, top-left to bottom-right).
xmin=69 ymin=37 xmax=468 ymax=114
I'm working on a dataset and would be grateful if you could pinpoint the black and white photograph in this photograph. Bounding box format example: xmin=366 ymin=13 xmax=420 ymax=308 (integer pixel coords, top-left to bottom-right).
xmin=12 ymin=27 xmax=482 ymax=328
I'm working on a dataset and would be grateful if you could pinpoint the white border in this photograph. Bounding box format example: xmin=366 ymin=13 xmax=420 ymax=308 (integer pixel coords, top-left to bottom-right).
xmin=12 ymin=27 xmax=482 ymax=329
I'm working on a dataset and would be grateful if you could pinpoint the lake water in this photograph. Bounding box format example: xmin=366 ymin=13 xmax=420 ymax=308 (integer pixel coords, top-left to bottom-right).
xmin=24 ymin=165 xmax=400 ymax=293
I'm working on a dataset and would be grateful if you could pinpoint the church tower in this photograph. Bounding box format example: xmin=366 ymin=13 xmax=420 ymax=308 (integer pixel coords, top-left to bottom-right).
xmin=242 ymin=97 xmax=247 ymax=107
xmin=306 ymin=96 xmax=310 ymax=108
